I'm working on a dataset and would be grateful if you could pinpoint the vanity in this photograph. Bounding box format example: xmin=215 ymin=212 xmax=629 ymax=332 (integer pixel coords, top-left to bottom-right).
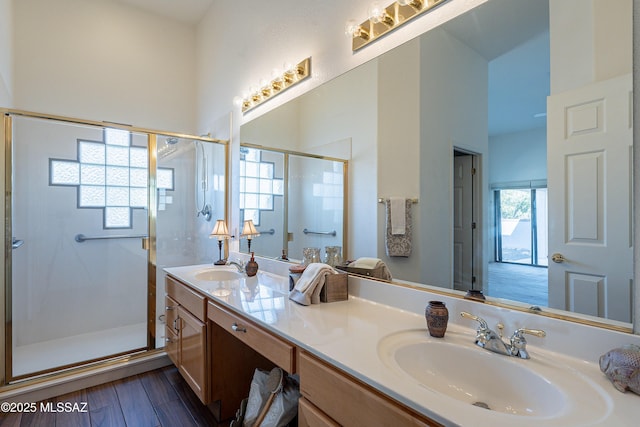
xmin=164 ymin=255 xmax=640 ymax=426
xmin=164 ymin=262 xmax=440 ymax=425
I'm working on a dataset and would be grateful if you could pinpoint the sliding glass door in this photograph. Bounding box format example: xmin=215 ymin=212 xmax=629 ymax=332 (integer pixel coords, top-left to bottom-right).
xmin=8 ymin=115 xmax=149 ymax=380
xmin=495 ymin=188 xmax=548 ymax=266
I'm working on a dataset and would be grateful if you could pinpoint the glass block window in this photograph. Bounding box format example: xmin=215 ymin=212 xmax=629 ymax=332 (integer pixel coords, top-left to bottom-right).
xmin=239 ymin=147 xmax=283 ymax=226
xmin=49 ymin=128 xmax=173 ymax=229
xmin=311 ymin=161 xmax=344 ymax=220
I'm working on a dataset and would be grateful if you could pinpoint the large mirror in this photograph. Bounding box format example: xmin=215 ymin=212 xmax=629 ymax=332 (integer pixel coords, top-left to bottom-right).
xmin=240 ymin=0 xmax=633 ymax=328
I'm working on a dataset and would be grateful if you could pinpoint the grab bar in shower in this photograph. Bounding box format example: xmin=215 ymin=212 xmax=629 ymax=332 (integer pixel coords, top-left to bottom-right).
xmin=303 ymin=228 xmax=337 ymax=237
xmin=258 ymin=228 xmax=275 ymax=235
xmin=75 ymin=233 xmax=148 ymax=243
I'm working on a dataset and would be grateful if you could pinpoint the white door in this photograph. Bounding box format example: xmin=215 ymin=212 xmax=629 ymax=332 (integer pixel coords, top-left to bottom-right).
xmin=547 ymin=74 xmax=632 ymax=322
xmin=453 ymin=154 xmax=474 ymax=291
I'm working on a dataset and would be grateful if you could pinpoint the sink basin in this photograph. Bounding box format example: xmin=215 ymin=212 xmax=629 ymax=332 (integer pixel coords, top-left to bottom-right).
xmin=194 ymin=268 xmax=243 ymax=282
xmin=377 ymin=329 xmax=610 ymax=422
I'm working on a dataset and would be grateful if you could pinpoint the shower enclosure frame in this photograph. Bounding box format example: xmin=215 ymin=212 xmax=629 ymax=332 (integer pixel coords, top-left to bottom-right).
xmin=0 ymin=108 xmax=229 ymax=385
xmin=239 ymin=142 xmax=349 ymax=260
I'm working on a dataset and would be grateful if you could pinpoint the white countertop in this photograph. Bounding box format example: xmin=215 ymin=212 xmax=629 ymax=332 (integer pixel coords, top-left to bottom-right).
xmin=164 ymin=262 xmax=640 ymax=427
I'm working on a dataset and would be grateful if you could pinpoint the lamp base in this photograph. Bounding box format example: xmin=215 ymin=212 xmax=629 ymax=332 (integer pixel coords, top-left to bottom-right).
xmin=214 ymin=259 xmax=226 ymax=266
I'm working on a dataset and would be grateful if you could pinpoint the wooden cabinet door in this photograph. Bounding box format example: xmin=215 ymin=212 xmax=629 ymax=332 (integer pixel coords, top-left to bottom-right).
xmin=178 ymin=306 xmax=208 ymax=403
xmin=299 ymin=352 xmax=441 ymax=427
xmin=299 ymin=397 xmax=340 ymax=427
xmin=164 ymin=296 xmax=179 ymax=366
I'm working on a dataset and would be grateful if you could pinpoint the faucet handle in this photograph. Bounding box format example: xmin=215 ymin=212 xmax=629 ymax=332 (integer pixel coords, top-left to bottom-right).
xmin=510 ymin=328 xmax=546 ymax=359
xmin=512 ymin=328 xmax=546 ymax=339
xmin=460 ymin=311 xmax=490 ymax=331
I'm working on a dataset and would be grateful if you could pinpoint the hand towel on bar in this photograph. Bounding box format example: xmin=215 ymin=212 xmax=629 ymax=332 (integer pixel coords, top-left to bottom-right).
xmin=289 ymin=263 xmax=337 ymax=306
xmin=385 ymin=198 xmax=412 ymax=257
xmin=390 ymin=197 xmax=406 ymax=235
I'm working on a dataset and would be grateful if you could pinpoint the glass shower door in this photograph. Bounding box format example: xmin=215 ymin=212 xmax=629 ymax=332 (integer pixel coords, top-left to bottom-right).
xmin=287 ymin=155 xmax=345 ymax=261
xmin=9 ymin=115 xmax=149 ymax=379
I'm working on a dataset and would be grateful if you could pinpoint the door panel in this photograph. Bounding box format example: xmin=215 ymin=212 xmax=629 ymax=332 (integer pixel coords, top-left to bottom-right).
xmin=9 ymin=116 xmax=149 ymax=379
xmin=453 ymin=155 xmax=473 ymax=291
xmin=547 ymin=74 xmax=632 ymax=322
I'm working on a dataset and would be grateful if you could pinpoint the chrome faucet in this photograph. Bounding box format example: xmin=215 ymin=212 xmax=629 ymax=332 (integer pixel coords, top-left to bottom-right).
xmin=460 ymin=312 xmax=545 ymax=359
xmin=226 ymin=259 xmax=245 ymax=273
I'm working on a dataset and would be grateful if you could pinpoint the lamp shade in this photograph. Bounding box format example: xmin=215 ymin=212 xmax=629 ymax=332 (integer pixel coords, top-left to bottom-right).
xmin=209 ymin=220 xmax=230 ymax=241
xmin=240 ymin=219 xmax=260 ymax=238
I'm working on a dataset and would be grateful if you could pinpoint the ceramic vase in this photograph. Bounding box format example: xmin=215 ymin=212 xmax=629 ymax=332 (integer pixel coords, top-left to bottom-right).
xmin=245 ymin=252 xmax=259 ymax=277
xmin=425 ymin=301 xmax=449 ymax=338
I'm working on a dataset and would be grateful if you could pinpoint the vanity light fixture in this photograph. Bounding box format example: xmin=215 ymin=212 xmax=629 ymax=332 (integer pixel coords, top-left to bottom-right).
xmin=347 ymin=0 xmax=448 ymax=51
xmin=240 ymin=219 xmax=261 ymax=253
xmin=235 ymin=57 xmax=311 ymax=114
xmin=210 ymin=219 xmax=231 ymax=265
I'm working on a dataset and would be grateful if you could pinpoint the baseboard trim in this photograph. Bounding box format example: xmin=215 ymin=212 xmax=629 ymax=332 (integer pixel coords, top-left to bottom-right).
xmin=0 ymin=351 xmax=171 ymax=403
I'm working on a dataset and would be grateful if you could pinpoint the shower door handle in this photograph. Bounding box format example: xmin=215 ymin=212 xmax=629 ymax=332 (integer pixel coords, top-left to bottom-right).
xmin=12 ymin=238 xmax=24 ymax=249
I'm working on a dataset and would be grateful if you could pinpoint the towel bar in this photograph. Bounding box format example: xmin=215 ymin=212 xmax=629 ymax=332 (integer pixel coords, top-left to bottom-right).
xmin=75 ymin=233 xmax=147 ymax=243
xmin=303 ymin=228 xmax=337 ymax=236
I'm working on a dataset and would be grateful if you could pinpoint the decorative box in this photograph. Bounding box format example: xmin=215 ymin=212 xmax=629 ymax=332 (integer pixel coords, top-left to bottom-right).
xmin=321 ymin=272 xmax=348 ymax=303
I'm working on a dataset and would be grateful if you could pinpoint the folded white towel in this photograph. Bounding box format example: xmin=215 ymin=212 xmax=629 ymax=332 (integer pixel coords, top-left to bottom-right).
xmin=289 ymin=263 xmax=337 ymax=306
xmin=349 ymin=257 xmax=382 ymax=269
xmin=348 ymin=257 xmax=393 ymax=281
xmin=390 ymin=197 xmax=406 ymax=235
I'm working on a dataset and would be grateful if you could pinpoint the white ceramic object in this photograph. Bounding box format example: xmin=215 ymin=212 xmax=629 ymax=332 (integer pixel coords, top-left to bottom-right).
xmin=193 ymin=268 xmax=244 ymax=282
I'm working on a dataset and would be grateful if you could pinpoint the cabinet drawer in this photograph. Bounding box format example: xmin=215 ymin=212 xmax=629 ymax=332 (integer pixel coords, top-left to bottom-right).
xmin=166 ymin=275 xmax=206 ymax=322
xmin=165 ymin=295 xmax=179 ymax=366
xmin=207 ymin=301 xmax=295 ymax=373
xmin=299 ymin=351 xmax=441 ymax=427
xmin=299 ymin=397 xmax=340 ymax=427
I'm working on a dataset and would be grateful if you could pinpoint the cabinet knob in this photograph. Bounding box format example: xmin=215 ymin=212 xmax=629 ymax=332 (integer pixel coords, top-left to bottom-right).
xmin=232 ymin=322 xmax=247 ymax=333
xmin=165 ymin=337 xmax=174 ymax=343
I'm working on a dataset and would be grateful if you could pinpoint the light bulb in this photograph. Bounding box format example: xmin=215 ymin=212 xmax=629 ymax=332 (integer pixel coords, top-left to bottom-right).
xmin=345 ymin=19 xmax=359 ymax=36
xmin=368 ymin=2 xmax=385 ymax=23
xmin=368 ymin=2 xmax=394 ymax=26
xmin=232 ymin=96 xmax=243 ymax=107
xmin=398 ymin=0 xmax=423 ymax=10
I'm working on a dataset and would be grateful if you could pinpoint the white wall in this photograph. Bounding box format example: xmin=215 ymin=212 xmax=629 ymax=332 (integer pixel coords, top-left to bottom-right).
xmin=489 ymin=128 xmax=547 ymax=185
xmin=419 ymin=27 xmax=489 ymax=288
xmin=377 ymin=39 xmax=422 ymax=282
xmin=13 ymin=0 xmax=197 ymax=133
xmin=0 ymin=0 xmax=12 ymax=106
xmin=196 ymin=0 xmax=487 ymax=132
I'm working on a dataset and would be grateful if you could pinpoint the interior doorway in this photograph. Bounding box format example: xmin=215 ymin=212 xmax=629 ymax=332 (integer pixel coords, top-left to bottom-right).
xmin=452 ymin=149 xmax=479 ymax=292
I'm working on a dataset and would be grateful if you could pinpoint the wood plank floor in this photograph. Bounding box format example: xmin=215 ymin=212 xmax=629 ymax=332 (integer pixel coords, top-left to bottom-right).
xmin=486 ymin=261 xmax=548 ymax=307
xmin=0 ymin=365 xmax=228 ymax=427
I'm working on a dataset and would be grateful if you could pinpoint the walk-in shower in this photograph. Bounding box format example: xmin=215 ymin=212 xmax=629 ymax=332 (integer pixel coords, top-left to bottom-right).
xmin=2 ymin=110 xmax=227 ymax=382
